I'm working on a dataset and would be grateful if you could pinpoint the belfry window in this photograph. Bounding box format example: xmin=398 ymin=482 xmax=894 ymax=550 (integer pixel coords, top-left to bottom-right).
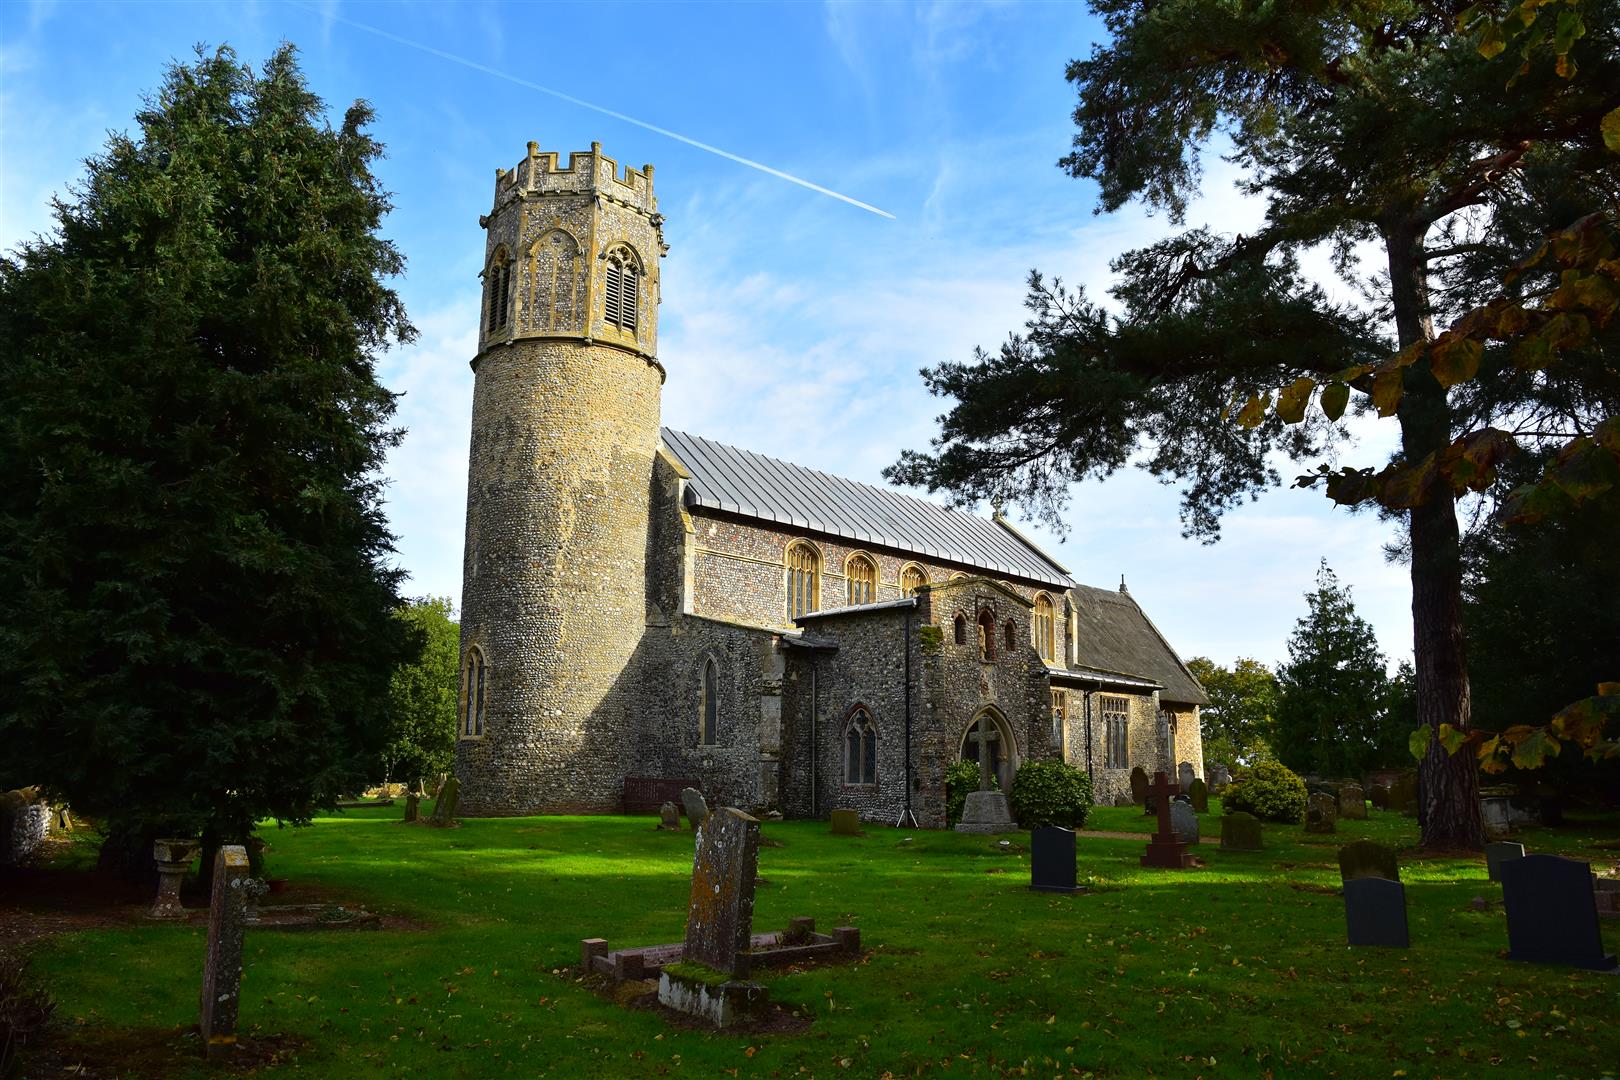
xmin=844 ymin=709 xmax=877 ymax=785
xmin=486 ymin=254 xmax=512 ymax=334
xmin=603 ymin=247 xmax=640 ymax=330
xmin=900 ymin=564 xmax=927 ymax=596
xmin=699 ymin=659 xmax=719 ymax=745
xmin=461 ymin=647 xmax=488 ymax=738
xmin=1033 ymin=593 xmax=1056 ymax=663
xmin=786 ymin=541 xmax=821 ymax=620
xmin=846 ymin=553 xmax=877 ymax=606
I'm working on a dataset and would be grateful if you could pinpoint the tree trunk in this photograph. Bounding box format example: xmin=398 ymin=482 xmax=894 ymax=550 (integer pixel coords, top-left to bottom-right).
xmin=1386 ymin=223 xmax=1484 ymax=851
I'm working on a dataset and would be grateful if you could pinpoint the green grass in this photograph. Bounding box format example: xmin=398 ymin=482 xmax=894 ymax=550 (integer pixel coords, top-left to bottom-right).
xmin=22 ymin=801 xmax=1620 ymax=1078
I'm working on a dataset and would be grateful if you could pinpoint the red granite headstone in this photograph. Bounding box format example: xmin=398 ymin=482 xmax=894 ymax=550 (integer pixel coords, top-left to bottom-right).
xmin=1140 ymin=772 xmax=1196 ymax=869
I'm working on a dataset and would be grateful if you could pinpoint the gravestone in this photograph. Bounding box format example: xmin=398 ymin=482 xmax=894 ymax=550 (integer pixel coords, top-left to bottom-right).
xmin=148 ymin=838 xmax=200 ymax=920
xmin=430 ymin=777 xmax=460 ymax=826
xmin=829 ymin=808 xmax=860 ymax=835
xmin=1338 ymin=839 xmax=1400 ymax=883
xmin=1368 ymin=784 xmax=1389 ymax=810
xmin=1499 ymin=854 xmax=1617 ymax=970
xmin=681 ymin=787 xmax=709 ymax=830
xmin=1209 ymin=763 xmax=1232 ymax=788
xmin=1140 ymin=772 xmax=1195 ymax=869
xmin=199 ymin=845 xmax=252 ymax=1061
xmin=1186 ymin=778 xmax=1209 ymax=813
xmin=1178 ymin=762 xmax=1197 ymax=791
xmin=1170 ymin=800 xmax=1200 ymax=846
xmin=1129 ymin=766 xmax=1149 ymax=806
xmin=1344 ymin=877 xmax=1410 ymax=948
xmin=1220 ymin=812 xmax=1262 ymax=851
xmin=403 ymin=793 xmax=420 ymax=823
xmin=1029 ymin=826 xmax=1079 ymax=894
xmin=684 ymin=807 xmax=761 ymax=977
xmin=1485 ymin=841 xmax=1526 ymax=882
xmin=1389 ymin=771 xmax=1418 ymax=816
xmin=658 ymin=802 xmax=682 ymax=830
xmin=1305 ymin=792 xmax=1337 ymax=834
xmin=955 ymin=724 xmax=1016 ymax=834
xmin=1338 ymin=784 xmax=1367 ymax=820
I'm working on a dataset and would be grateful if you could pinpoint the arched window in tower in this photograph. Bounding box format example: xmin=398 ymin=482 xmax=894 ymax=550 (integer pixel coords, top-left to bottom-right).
xmin=461 ymin=647 xmax=488 ymax=738
xmin=1033 ymin=593 xmax=1056 ymax=663
xmin=900 ymin=563 xmax=928 ymax=596
xmin=699 ymin=658 xmax=719 ymax=745
xmin=846 ymin=553 xmax=877 ymax=606
xmin=953 ymin=612 xmax=967 ymax=645
xmin=843 ymin=708 xmax=877 ymax=785
xmin=485 ymin=249 xmax=513 ymax=334
xmin=785 ymin=540 xmax=821 ymax=620
xmin=977 ymin=610 xmax=996 ymax=660
xmin=603 ymin=245 xmax=641 ymax=330
xmin=1004 ymin=621 xmax=1016 ymax=650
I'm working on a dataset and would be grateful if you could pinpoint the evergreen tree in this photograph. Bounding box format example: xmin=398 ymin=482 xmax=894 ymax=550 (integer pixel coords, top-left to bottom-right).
xmin=381 ymin=598 xmax=460 ymax=787
xmin=890 ymin=3 xmax=1620 ymax=847
xmin=0 ymin=45 xmax=418 ymax=867
xmin=1273 ymin=562 xmax=1400 ymax=778
xmin=1185 ymin=656 xmax=1278 ymax=767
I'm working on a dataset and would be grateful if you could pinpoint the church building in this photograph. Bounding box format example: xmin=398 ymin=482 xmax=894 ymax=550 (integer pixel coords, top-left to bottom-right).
xmin=453 ymin=142 xmax=1206 ymax=826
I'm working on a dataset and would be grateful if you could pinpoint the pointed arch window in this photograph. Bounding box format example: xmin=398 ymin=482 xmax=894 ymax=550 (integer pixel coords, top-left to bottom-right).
xmin=603 ymin=246 xmax=640 ymax=330
xmin=900 ymin=564 xmax=928 ymax=596
xmin=699 ymin=658 xmax=719 ymax=745
xmin=485 ymin=251 xmax=513 ymax=334
xmin=461 ymin=647 xmax=488 ymax=738
xmin=1033 ymin=593 xmax=1055 ymax=663
xmin=844 ymin=709 xmax=877 ymax=785
xmin=786 ymin=541 xmax=821 ymax=620
xmin=846 ymin=553 xmax=877 ymax=606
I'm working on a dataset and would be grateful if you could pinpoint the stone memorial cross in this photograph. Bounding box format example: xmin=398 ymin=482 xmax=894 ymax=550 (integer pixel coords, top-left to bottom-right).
xmin=967 ymin=722 xmax=1000 ymax=791
xmin=1140 ymin=772 xmax=1195 ymax=869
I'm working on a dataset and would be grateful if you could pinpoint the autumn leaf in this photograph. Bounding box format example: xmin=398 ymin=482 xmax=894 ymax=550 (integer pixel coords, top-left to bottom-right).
xmin=1320 ymin=382 xmax=1349 ymax=422
xmin=1408 ymin=726 xmax=1432 ymax=761
xmin=1438 ymin=723 xmax=1468 ymax=755
xmin=1276 ymin=377 xmax=1315 ymax=425
xmin=1604 ymin=106 xmax=1620 ymax=154
xmin=1429 ymin=337 xmax=1482 ymax=389
xmin=1235 ymin=392 xmax=1268 ymax=429
xmin=1371 ymin=368 xmax=1403 ymax=417
xmin=1510 ymin=729 xmax=1561 ymax=770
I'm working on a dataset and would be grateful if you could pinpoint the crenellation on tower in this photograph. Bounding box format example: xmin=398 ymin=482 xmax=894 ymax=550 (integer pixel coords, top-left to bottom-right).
xmin=490 ymin=141 xmax=659 ymax=216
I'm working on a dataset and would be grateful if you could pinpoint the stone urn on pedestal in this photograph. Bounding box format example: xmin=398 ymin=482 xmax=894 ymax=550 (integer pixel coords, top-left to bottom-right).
xmin=148 ymin=837 xmax=201 ymax=920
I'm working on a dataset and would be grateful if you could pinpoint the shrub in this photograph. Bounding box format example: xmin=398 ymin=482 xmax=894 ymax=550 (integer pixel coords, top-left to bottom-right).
xmin=1008 ymin=760 xmax=1093 ymax=830
xmin=945 ymin=760 xmax=993 ymax=826
xmin=1223 ymin=759 xmax=1308 ymax=823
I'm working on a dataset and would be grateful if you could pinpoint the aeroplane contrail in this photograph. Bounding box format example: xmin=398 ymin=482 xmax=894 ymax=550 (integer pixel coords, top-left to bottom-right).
xmin=290 ymin=3 xmax=896 ymax=219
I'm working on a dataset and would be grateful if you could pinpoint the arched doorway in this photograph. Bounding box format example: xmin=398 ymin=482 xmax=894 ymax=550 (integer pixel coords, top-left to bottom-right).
xmin=959 ymin=709 xmax=1016 ymax=792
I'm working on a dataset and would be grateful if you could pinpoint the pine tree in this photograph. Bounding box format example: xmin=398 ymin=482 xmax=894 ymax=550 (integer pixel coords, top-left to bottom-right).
xmin=0 ymin=45 xmax=418 ymax=868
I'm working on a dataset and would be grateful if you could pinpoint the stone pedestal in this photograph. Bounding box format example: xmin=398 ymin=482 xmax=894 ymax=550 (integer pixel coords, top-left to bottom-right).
xmin=148 ymin=838 xmax=200 ymax=920
xmin=954 ymin=790 xmax=1016 ymax=834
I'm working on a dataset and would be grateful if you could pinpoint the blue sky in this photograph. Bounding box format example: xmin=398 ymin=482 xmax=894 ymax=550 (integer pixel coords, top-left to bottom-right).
xmin=1 ymin=0 xmax=1413 ymax=669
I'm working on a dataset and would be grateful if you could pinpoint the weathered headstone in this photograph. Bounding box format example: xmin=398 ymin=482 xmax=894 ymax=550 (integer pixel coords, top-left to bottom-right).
xmin=199 ymin=845 xmax=252 ymax=1061
xmin=1220 ymin=812 xmax=1262 ymax=851
xmin=1170 ymin=800 xmax=1200 ymax=846
xmin=681 ymin=787 xmax=709 ymax=831
xmin=1305 ymin=792 xmax=1337 ymax=834
xmin=1485 ymin=841 xmax=1526 ymax=882
xmin=1029 ymin=826 xmax=1080 ymax=894
xmin=1186 ymin=777 xmax=1209 ymax=813
xmin=1140 ymin=772 xmax=1195 ymax=869
xmin=1177 ymin=762 xmax=1196 ymax=793
xmin=1368 ymin=784 xmax=1389 ymax=810
xmin=829 ymin=808 xmax=860 ymax=835
xmin=403 ymin=793 xmax=420 ymax=823
xmin=430 ymin=777 xmax=460 ymax=826
xmin=1338 ymin=784 xmax=1367 ymax=820
xmin=1499 ymin=854 xmax=1617 ymax=970
xmin=1209 ymin=763 xmax=1232 ymax=788
xmin=148 ymin=838 xmax=200 ymax=920
xmin=1480 ymin=796 xmax=1513 ymax=838
xmin=1338 ymin=839 xmax=1400 ymax=884
xmin=1344 ymin=877 xmax=1410 ymax=948
xmin=1129 ymin=766 xmax=1149 ymax=806
xmin=658 ymin=801 xmax=682 ymax=830
xmin=684 ymin=807 xmax=761 ymax=977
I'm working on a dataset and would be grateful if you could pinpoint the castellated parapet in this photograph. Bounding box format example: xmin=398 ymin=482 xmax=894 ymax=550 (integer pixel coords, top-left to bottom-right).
xmin=456 ymin=142 xmax=666 ymax=814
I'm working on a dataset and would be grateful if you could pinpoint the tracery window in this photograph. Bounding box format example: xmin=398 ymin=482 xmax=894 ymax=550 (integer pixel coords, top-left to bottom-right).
xmin=603 ymin=246 xmax=640 ymax=330
xmin=461 ymin=647 xmax=488 ymax=738
xmin=900 ymin=564 xmax=928 ymax=596
xmin=846 ymin=553 xmax=877 ymax=606
xmin=844 ymin=709 xmax=877 ymax=785
xmin=699 ymin=658 xmax=719 ymax=745
xmin=1033 ymin=593 xmax=1056 ymax=663
xmin=786 ymin=541 xmax=821 ymax=620
xmin=1101 ymin=694 xmax=1130 ymax=768
xmin=1051 ymin=689 xmax=1067 ymax=746
xmin=485 ymin=250 xmax=512 ymax=334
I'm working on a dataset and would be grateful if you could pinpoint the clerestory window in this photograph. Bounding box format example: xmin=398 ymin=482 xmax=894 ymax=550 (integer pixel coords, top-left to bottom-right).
xmin=786 ymin=540 xmax=821 ymax=620
xmin=846 ymin=553 xmax=877 ymax=606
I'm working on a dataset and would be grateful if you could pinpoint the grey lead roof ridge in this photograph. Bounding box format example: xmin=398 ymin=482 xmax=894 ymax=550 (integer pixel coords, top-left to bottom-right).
xmin=662 ymin=428 xmax=1072 ymax=587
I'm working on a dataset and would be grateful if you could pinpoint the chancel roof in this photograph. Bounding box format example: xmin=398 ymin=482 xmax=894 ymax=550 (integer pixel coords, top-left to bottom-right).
xmin=661 ymin=428 xmax=1074 ymax=589
xmin=1068 ymin=583 xmax=1209 ymax=706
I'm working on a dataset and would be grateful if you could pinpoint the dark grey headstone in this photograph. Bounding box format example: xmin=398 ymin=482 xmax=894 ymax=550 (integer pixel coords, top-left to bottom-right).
xmin=1030 ymin=827 xmax=1079 ymax=893
xmin=1220 ymin=812 xmax=1262 ymax=851
xmin=684 ymin=807 xmax=761 ymax=977
xmin=1485 ymin=841 xmax=1525 ymax=882
xmin=1499 ymin=854 xmax=1617 ymax=970
xmin=1170 ymin=801 xmax=1200 ymax=846
xmin=1338 ymin=784 xmax=1367 ymax=820
xmin=1129 ymin=767 xmax=1149 ymax=806
xmin=1305 ymin=792 xmax=1337 ymax=833
xmin=681 ymin=787 xmax=709 ymax=831
xmin=1344 ymin=877 xmax=1409 ymax=948
xmin=1338 ymin=840 xmax=1400 ymax=883
xmin=199 ymin=845 xmax=252 ymax=1060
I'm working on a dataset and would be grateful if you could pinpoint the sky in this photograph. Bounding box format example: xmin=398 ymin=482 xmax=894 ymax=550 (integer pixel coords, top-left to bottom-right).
xmin=0 ymin=0 xmax=1415 ymax=670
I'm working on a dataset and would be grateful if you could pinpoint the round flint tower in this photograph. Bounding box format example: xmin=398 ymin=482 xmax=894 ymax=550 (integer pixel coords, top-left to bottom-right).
xmin=456 ymin=141 xmax=666 ymax=814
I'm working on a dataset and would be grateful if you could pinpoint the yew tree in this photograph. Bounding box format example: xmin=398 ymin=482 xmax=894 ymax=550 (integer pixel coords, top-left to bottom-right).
xmin=889 ymin=1 xmax=1620 ymax=848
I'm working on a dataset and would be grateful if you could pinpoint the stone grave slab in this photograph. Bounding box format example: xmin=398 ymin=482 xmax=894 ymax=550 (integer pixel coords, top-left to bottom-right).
xmin=1170 ymin=800 xmax=1200 ymax=846
xmin=658 ymin=802 xmax=681 ymax=830
xmin=1187 ymin=778 xmax=1209 ymax=813
xmin=1178 ymin=762 xmax=1197 ymax=791
xmin=955 ymin=790 xmax=1016 ymax=834
xmin=1338 ymin=784 xmax=1367 ymax=820
xmin=1499 ymin=854 xmax=1617 ymax=971
xmin=1345 ymin=877 xmax=1409 ymax=948
xmin=829 ymin=808 xmax=860 ymax=835
xmin=1485 ymin=841 xmax=1525 ymax=882
xmin=1338 ymin=840 xmax=1399 ymax=883
xmin=430 ymin=777 xmax=460 ymax=826
xmin=199 ymin=845 xmax=252 ymax=1060
xmin=1220 ymin=812 xmax=1262 ymax=852
xmin=685 ymin=808 xmax=761 ymax=977
xmin=681 ymin=787 xmax=709 ymax=831
xmin=1029 ymin=827 xmax=1081 ymax=894
xmin=1305 ymin=792 xmax=1337 ymax=834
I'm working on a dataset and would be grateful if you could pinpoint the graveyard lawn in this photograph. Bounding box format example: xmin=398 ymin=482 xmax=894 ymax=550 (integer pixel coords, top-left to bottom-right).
xmin=13 ymin=800 xmax=1620 ymax=1079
